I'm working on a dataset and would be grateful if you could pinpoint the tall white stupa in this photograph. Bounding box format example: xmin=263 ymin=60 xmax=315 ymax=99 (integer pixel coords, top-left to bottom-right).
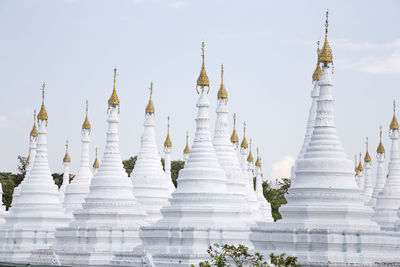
xmin=363 ymin=138 xmax=373 ymax=204
xmin=0 ymin=84 xmax=71 ymax=263
xmin=373 ymin=102 xmax=400 ymax=231
xmin=63 ymin=101 xmax=93 ymax=214
xmin=11 ymin=110 xmax=38 ymax=205
xmin=129 ymin=42 xmax=251 ymax=266
xmin=368 ymin=127 xmax=386 ymax=207
xmin=163 ymin=116 xmax=176 ymax=194
xmin=212 ymin=65 xmax=251 ymax=222
xmin=290 ymin=43 xmax=321 ymax=184
xmin=250 ymin=12 xmax=400 ymax=265
xmin=131 ymin=82 xmax=171 ymax=223
xmin=59 ymin=141 xmax=71 ymax=203
xmin=254 ymin=149 xmax=273 ymax=222
xmin=33 ymin=68 xmax=148 ymax=266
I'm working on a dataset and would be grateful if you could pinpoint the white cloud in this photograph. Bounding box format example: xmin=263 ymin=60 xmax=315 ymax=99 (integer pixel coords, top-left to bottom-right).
xmin=336 ymin=51 xmax=400 ymax=74
xmin=269 ymin=155 xmax=295 ymax=183
xmin=0 ymin=115 xmax=9 ymax=129
xmin=168 ymin=1 xmax=187 ymax=8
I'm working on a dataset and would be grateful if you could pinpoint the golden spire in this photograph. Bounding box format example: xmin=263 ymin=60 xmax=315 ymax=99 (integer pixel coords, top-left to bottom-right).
xmin=30 ymin=110 xmax=38 ymax=137
xmin=183 ymin=131 xmax=190 ymax=154
xmin=37 ymin=83 xmax=48 ymax=123
xmin=240 ymin=121 xmax=248 ymax=149
xmin=247 ymin=139 xmax=254 ymax=162
xmin=164 ymin=116 xmax=172 ymax=148
xmin=377 ymin=126 xmax=385 ymax=154
xmin=108 ymin=67 xmax=120 ymax=107
xmin=63 ymin=140 xmax=71 ymax=163
xmin=26 ymin=153 xmax=30 ymax=165
xmin=390 ymin=100 xmax=399 ymax=130
xmin=255 ymin=147 xmax=261 ymax=167
xmin=217 ymin=64 xmax=228 ymax=99
xmin=319 ymin=10 xmax=333 ymax=65
xmin=364 ymin=137 xmax=371 ymax=163
xmin=93 ymin=147 xmax=99 ymax=169
xmin=82 ymin=100 xmax=91 ymax=130
xmin=312 ymin=40 xmax=323 ymax=81
xmin=145 ymin=82 xmax=155 ymax=115
xmin=357 ymin=152 xmax=363 ymax=172
xmin=355 ymin=154 xmax=359 ymax=176
xmin=196 ymin=41 xmax=210 ymax=89
xmin=230 ymin=113 xmax=239 ymax=144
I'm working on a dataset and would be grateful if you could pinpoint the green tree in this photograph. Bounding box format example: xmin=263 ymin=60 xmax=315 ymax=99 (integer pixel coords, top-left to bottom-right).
xmin=52 ymin=173 xmax=63 ymax=189
xmin=263 ymin=178 xmax=291 ymax=221
xmin=14 ymin=155 xmax=27 ymax=186
xmin=0 ymin=173 xmax=16 ymax=210
xmin=123 ymin=156 xmax=137 ymax=177
xmin=170 ymin=160 xmax=184 ymax=187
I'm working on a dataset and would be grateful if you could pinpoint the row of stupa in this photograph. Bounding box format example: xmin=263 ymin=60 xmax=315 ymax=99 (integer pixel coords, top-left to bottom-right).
xmin=0 ymin=10 xmax=400 ymax=266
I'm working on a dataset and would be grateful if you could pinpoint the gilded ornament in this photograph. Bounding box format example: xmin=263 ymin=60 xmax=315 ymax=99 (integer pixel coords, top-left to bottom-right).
xmin=217 ymin=64 xmax=228 ymax=99
xmin=255 ymin=148 xmax=261 ymax=167
xmin=145 ymin=82 xmax=155 ymax=114
xmin=37 ymin=83 xmax=48 ymax=122
xmin=390 ymin=101 xmax=399 ymax=130
xmin=247 ymin=140 xmax=254 ymax=163
xmin=164 ymin=116 xmax=172 ymax=148
xmin=196 ymin=42 xmax=210 ymax=88
xmin=30 ymin=110 xmax=38 ymax=137
xmin=312 ymin=41 xmax=322 ymax=81
xmin=230 ymin=113 xmax=239 ymax=144
xmin=319 ymin=10 xmax=333 ymax=64
xmin=240 ymin=121 xmax=248 ymax=149
xmin=93 ymin=147 xmax=99 ymax=169
xmin=82 ymin=100 xmax=91 ymax=130
xmin=183 ymin=131 xmax=190 ymax=154
xmin=108 ymin=67 xmax=120 ymax=106
xmin=364 ymin=137 xmax=371 ymax=163
xmin=63 ymin=140 xmax=71 ymax=163
xmin=357 ymin=153 xmax=363 ymax=172
xmin=377 ymin=126 xmax=385 ymax=154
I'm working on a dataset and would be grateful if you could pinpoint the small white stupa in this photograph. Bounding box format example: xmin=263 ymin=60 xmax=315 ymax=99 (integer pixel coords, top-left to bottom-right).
xmin=0 ymin=83 xmax=71 ymax=263
xmin=59 ymin=141 xmax=71 ymax=203
xmin=131 ymin=82 xmax=171 ymax=223
xmin=92 ymin=147 xmax=100 ymax=175
xmin=130 ymin=42 xmax=251 ymax=266
xmin=163 ymin=116 xmax=176 ymax=194
xmin=212 ymin=65 xmax=251 ymax=222
xmin=32 ymin=68 xmax=148 ymax=266
xmin=12 ymin=110 xmax=38 ymax=205
xmin=63 ymin=101 xmax=93 ymax=214
xmin=373 ymin=101 xmax=400 ymax=231
xmin=363 ymin=138 xmax=373 ymax=204
xmin=368 ymin=127 xmax=386 ymax=207
xmin=183 ymin=131 xmax=190 ymax=162
xmin=254 ymin=149 xmax=273 ymax=222
xmin=291 ymin=43 xmax=321 ymax=184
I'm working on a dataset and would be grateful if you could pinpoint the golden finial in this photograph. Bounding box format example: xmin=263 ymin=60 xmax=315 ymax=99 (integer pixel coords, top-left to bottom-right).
xmin=230 ymin=113 xmax=239 ymax=144
xmin=164 ymin=116 xmax=172 ymax=148
xmin=312 ymin=40 xmax=323 ymax=81
xmin=93 ymin=147 xmax=99 ymax=169
xmin=82 ymin=100 xmax=91 ymax=130
xmin=108 ymin=67 xmax=120 ymax=107
xmin=26 ymin=152 xmax=30 ymax=165
xmin=183 ymin=131 xmax=190 ymax=154
xmin=30 ymin=110 xmax=38 ymax=137
xmin=255 ymin=147 xmax=261 ymax=167
xmin=37 ymin=82 xmax=48 ymax=123
xmin=319 ymin=9 xmax=333 ymax=65
xmin=357 ymin=152 xmax=363 ymax=172
xmin=241 ymin=121 xmax=248 ymax=149
xmin=390 ymin=100 xmax=399 ymax=130
xmin=217 ymin=64 xmax=228 ymax=99
xmin=196 ymin=41 xmax=210 ymax=90
xmin=377 ymin=126 xmax=385 ymax=154
xmin=354 ymin=154 xmax=359 ymax=176
xmin=145 ymin=81 xmax=155 ymax=115
xmin=364 ymin=137 xmax=371 ymax=162
xmin=63 ymin=140 xmax=71 ymax=163
xmin=247 ymin=139 xmax=254 ymax=162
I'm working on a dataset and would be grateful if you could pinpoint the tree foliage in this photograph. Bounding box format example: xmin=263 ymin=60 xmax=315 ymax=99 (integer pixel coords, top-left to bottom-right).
xmin=0 ymin=173 xmax=16 ymax=210
xmin=122 ymin=156 xmax=137 ymax=177
xmin=263 ymin=178 xmax=291 ymax=221
xmin=193 ymin=243 xmax=301 ymax=267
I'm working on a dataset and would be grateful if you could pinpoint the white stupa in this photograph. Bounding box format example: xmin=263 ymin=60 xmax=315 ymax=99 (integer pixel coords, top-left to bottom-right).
xmin=131 ymin=82 xmax=171 ymax=223
xmin=63 ymin=101 xmax=93 ymax=214
xmin=32 ymin=68 xmax=148 ymax=266
xmin=254 ymin=149 xmax=273 ymax=222
xmin=368 ymin=127 xmax=386 ymax=207
xmin=250 ymin=14 xmax=400 ymax=265
xmin=373 ymin=102 xmax=400 ymax=231
xmin=124 ymin=42 xmax=251 ymax=266
xmin=58 ymin=141 xmax=71 ymax=203
xmin=11 ymin=110 xmax=38 ymax=205
xmin=212 ymin=65 xmax=252 ymax=222
xmin=290 ymin=44 xmax=321 ymax=183
xmin=239 ymin=124 xmax=261 ymax=221
xmin=363 ymin=138 xmax=373 ymax=204
xmin=0 ymin=84 xmax=71 ymax=263
xmin=92 ymin=147 xmax=100 ymax=175
xmin=163 ymin=116 xmax=176 ymax=194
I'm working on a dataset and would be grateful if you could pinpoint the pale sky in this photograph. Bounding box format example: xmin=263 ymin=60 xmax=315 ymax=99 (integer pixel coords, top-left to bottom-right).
xmin=0 ymin=0 xmax=400 ymax=182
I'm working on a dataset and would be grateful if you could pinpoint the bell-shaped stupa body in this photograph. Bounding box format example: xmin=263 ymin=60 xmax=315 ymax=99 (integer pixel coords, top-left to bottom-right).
xmin=12 ymin=111 xmax=38 ymax=205
xmin=373 ymin=108 xmax=400 ymax=231
xmin=131 ymin=83 xmax=171 ymax=223
xmin=58 ymin=143 xmax=71 ymax=203
xmin=368 ymin=131 xmax=386 ymax=207
xmin=163 ymin=117 xmax=176 ymax=194
xmin=63 ymin=102 xmax=93 ymax=214
xmin=32 ymin=68 xmax=147 ymax=267
xmin=0 ymin=85 xmax=71 ymax=263
xmin=212 ymin=65 xmax=253 ymax=224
